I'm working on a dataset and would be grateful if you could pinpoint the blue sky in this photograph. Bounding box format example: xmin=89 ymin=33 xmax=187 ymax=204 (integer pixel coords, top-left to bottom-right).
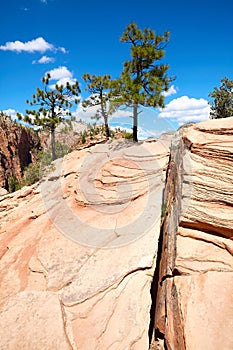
xmin=1 ymin=0 xmax=233 ymax=136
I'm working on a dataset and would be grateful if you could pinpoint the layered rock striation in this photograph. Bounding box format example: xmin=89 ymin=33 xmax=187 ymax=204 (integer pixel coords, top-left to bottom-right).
xmin=153 ymin=117 xmax=233 ymax=350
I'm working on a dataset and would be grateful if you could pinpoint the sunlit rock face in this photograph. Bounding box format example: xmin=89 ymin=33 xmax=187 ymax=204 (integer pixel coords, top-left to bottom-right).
xmin=0 ymin=115 xmax=41 ymax=190
xmin=0 ymin=136 xmax=171 ymax=350
xmin=1 ymin=116 xmax=233 ymax=350
xmin=154 ymin=117 xmax=233 ymax=350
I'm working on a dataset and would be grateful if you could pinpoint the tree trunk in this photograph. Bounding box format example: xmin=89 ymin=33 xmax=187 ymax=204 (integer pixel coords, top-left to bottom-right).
xmin=101 ymin=102 xmax=110 ymax=138
xmin=104 ymin=117 xmax=110 ymax=138
xmin=133 ymin=104 xmax=138 ymax=142
xmin=51 ymin=127 xmax=56 ymax=161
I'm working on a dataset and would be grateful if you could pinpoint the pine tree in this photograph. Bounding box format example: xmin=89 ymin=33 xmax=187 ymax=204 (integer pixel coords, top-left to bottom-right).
xmin=17 ymin=74 xmax=80 ymax=160
xmin=116 ymin=22 xmax=174 ymax=141
xmin=82 ymin=73 xmax=113 ymax=138
xmin=209 ymin=77 xmax=233 ymax=119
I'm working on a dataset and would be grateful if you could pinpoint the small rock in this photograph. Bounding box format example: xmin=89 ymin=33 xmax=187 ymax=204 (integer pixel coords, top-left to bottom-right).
xmin=0 ymin=187 xmax=8 ymax=197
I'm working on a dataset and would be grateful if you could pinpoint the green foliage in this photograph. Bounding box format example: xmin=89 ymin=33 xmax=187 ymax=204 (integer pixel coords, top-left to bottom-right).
xmin=38 ymin=149 xmax=53 ymax=168
xmin=81 ymin=132 xmax=86 ymax=144
xmin=209 ymin=77 xmax=233 ymax=119
xmin=115 ymin=22 xmax=174 ymax=141
xmin=74 ymin=124 xmax=109 ymax=146
xmin=82 ymin=73 xmax=115 ymax=138
xmin=114 ymin=127 xmax=122 ymax=133
xmin=20 ymin=163 xmax=41 ymax=188
xmin=17 ymin=73 xmax=80 ymax=160
xmin=109 ymin=129 xmax=115 ymax=138
xmin=8 ymin=175 xmax=20 ymax=193
xmin=119 ymin=22 xmax=171 ymax=106
xmin=161 ymin=202 xmax=167 ymax=220
xmin=70 ymin=115 xmax=75 ymax=121
xmin=8 ymin=141 xmax=70 ymax=192
xmin=123 ymin=131 xmax=133 ymax=139
xmin=39 ymin=141 xmax=71 ymax=167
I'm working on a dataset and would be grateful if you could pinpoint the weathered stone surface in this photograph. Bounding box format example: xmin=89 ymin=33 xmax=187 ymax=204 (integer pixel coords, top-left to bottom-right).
xmin=181 ymin=118 xmax=233 ymax=237
xmin=0 ymin=137 xmax=170 ymax=350
xmin=0 ymin=114 xmax=41 ymax=190
xmin=173 ymin=272 xmax=233 ymax=350
xmin=0 ymin=291 xmax=72 ymax=350
xmin=153 ymin=117 xmax=233 ymax=350
xmin=0 ymin=187 xmax=8 ymax=196
xmin=2 ymin=117 xmax=232 ymax=350
xmin=67 ymin=270 xmax=154 ymax=350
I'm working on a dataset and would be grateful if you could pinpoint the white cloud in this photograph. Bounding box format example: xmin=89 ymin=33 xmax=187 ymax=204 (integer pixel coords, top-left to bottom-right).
xmin=110 ymin=109 xmax=133 ymax=119
xmin=0 ymin=37 xmax=53 ymax=53
xmin=32 ymin=55 xmax=55 ymax=64
xmin=110 ymin=124 xmax=132 ymax=132
xmin=59 ymin=47 xmax=67 ymax=54
xmin=2 ymin=108 xmax=37 ymax=124
xmin=47 ymin=66 xmax=72 ymax=80
xmin=73 ymin=98 xmax=133 ymax=123
xmin=73 ymin=102 xmax=98 ymax=123
xmin=46 ymin=66 xmax=77 ymax=89
xmin=162 ymin=85 xmax=177 ymax=97
xmin=2 ymin=109 xmax=18 ymax=120
xmin=158 ymin=96 xmax=210 ymax=125
xmin=38 ymin=55 xmax=55 ymax=64
xmin=0 ymin=37 xmax=67 ymax=54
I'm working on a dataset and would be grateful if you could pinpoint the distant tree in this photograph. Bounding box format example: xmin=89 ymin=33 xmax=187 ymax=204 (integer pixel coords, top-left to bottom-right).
xmin=115 ymin=22 xmax=174 ymax=142
xmin=82 ymin=73 xmax=115 ymax=138
xmin=17 ymin=74 xmax=80 ymax=160
xmin=209 ymin=77 xmax=233 ymax=119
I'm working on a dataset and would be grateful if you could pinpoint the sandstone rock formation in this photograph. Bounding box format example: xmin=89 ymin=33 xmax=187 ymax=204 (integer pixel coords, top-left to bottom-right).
xmin=0 ymin=114 xmax=41 ymax=190
xmin=153 ymin=117 xmax=233 ymax=350
xmin=1 ymin=117 xmax=233 ymax=350
xmin=0 ymin=136 xmax=171 ymax=350
xmin=0 ymin=187 xmax=8 ymax=196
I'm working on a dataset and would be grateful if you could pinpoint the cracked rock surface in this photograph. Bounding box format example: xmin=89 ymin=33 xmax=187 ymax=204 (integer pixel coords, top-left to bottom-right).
xmin=0 ymin=137 xmax=170 ymax=350
xmin=153 ymin=117 xmax=233 ymax=350
xmin=1 ymin=117 xmax=233 ymax=350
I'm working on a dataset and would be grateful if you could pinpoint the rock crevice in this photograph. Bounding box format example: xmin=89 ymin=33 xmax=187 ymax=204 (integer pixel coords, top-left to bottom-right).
xmin=151 ymin=118 xmax=233 ymax=350
xmin=0 ymin=137 xmax=171 ymax=350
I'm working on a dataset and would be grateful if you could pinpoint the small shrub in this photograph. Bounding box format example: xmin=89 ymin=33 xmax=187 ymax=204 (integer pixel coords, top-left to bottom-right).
xmin=161 ymin=202 xmax=167 ymax=219
xmin=81 ymin=133 xmax=86 ymax=144
xmin=39 ymin=141 xmax=71 ymax=168
xmin=7 ymin=141 xmax=71 ymax=192
xmin=123 ymin=132 xmax=133 ymax=139
xmin=54 ymin=141 xmax=71 ymax=158
xmin=38 ymin=149 xmax=52 ymax=168
xmin=8 ymin=175 xmax=20 ymax=192
xmin=20 ymin=162 xmax=41 ymax=187
xmin=110 ymin=130 xmax=115 ymax=138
